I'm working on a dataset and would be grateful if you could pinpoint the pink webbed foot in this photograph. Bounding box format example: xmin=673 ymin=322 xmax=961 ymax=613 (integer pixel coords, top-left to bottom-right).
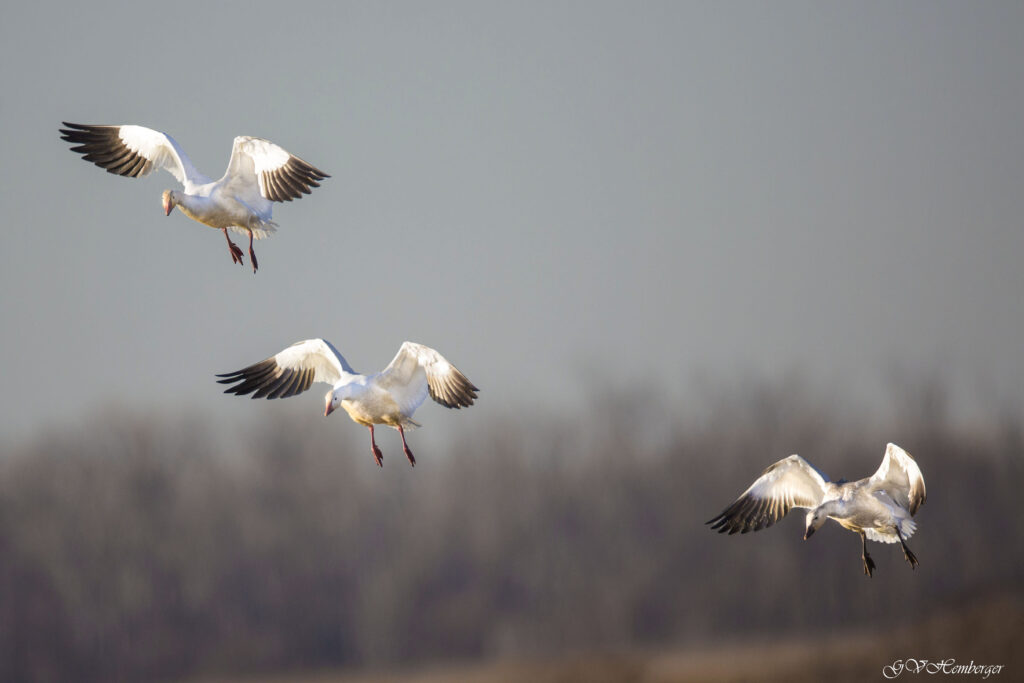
xmin=368 ymin=425 xmax=384 ymax=468
xmin=222 ymin=228 xmax=245 ymax=266
xmin=247 ymin=230 xmax=258 ymax=273
xmin=398 ymin=425 xmax=416 ymax=467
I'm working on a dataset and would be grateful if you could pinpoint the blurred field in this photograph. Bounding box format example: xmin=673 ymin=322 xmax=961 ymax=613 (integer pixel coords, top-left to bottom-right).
xmin=1 ymin=377 xmax=1022 ymax=682
xmin=185 ymin=590 xmax=1023 ymax=683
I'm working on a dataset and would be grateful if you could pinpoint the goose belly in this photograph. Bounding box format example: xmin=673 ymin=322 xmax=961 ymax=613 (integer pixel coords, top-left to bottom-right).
xmin=836 ymin=508 xmax=903 ymax=542
xmin=341 ymin=394 xmax=405 ymax=427
xmin=178 ymin=199 xmax=254 ymax=230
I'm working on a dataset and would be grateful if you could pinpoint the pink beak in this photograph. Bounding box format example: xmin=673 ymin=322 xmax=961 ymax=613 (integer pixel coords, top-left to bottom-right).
xmin=324 ymin=403 xmax=335 ymax=417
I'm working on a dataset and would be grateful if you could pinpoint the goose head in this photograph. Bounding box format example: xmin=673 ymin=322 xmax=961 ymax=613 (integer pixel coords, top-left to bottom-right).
xmin=804 ymin=507 xmax=829 ymax=540
xmin=324 ymin=390 xmax=338 ymax=417
xmin=162 ymin=189 xmax=178 ymax=216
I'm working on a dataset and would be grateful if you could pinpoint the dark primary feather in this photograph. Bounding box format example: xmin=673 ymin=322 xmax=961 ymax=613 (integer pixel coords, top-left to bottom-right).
xmin=706 ymin=458 xmax=809 ymax=534
xmin=427 ymin=366 xmax=479 ymax=409
xmin=215 ymin=358 xmax=316 ymax=400
xmin=60 ymin=122 xmax=151 ymax=178
xmin=707 ymin=494 xmax=792 ymax=535
xmin=260 ymin=156 xmax=329 ymax=202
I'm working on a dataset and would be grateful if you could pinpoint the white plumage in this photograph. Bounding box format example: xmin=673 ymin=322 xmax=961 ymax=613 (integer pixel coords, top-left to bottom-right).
xmin=60 ymin=122 xmax=328 ymax=272
xmin=708 ymin=443 xmax=927 ymax=577
xmin=217 ymin=340 xmax=479 ymax=467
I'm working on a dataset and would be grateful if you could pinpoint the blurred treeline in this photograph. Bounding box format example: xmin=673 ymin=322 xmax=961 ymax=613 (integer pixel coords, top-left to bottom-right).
xmin=0 ymin=378 xmax=1021 ymax=683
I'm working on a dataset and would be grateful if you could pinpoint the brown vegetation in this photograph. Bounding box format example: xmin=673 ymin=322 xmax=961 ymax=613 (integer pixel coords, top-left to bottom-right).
xmin=184 ymin=590 xmax=1024 ymax=682
xmin=0 ymin=379 xmax=1021 ymax=682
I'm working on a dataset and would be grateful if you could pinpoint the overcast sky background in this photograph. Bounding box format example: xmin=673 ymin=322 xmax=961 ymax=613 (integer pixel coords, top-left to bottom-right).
xmin=1 ymin=1 xmax=1022 ymax=446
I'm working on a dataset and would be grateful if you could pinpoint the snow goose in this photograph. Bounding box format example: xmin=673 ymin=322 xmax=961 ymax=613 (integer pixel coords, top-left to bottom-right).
xmin=59 ymin=122 xmax=329 ymax=272
xmin=707 ymin=443 xmax=926 ymax=577
xmin=216 ymin=339 xmax=479 ymax=467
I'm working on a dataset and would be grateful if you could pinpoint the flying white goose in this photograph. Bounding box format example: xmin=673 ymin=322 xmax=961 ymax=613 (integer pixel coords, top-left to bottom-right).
xmin=216 ymin=339 xmax=479 ymax=467
xmin=60 ymin=122 xmax=329 ymax=272
xmin=707 ymin=443 xmax=926 ymax=577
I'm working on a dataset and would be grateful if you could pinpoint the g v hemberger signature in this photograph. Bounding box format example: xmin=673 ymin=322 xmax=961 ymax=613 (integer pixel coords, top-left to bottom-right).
xmin=883 ymin=659 xmax=1004 ymax=679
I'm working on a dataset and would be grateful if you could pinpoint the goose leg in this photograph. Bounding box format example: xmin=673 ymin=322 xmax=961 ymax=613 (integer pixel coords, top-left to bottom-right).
xmin=367 ymin=425 xmax=384 ymax=468
xmin=860 ymin=532 xmax=875 ymax=578
xmin=247 ymin=229 xmax=258 ymax=273
xmin=221 ymin=228 xmax=245 ymax=266
xmin=896 ymin=529 xmax=919 ymax=569
xmin=398 ymin=425 xmax=416 ymax=467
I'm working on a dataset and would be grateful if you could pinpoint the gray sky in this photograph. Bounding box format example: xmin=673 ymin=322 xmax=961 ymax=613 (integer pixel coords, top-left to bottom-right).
xmin=2 ymin=1 xmax=1023 ymax=444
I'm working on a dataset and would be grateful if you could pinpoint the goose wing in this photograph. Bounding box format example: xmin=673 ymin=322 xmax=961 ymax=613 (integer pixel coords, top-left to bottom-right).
xmin=707 ymin=455 xmax=830 ymax=534
xmin=376 ymin=342 xmax=479 ymax=416
xmin=222 ymin=136 xmax=329 ymax=205
xmin=216 ymin=338 xmax=354 ymax=400
xmin=868 ymin=443 xmax=926 ymax=515
xmin=60 ymin=122 xmax=209 ymax=187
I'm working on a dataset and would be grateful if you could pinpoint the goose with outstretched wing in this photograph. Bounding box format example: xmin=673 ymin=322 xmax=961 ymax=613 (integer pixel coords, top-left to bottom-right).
xmin=708 ymin=443 xmax=926 ymax=577
xmin=60 ymin=122 xmax=328 ymax=272
xmin=216 ymin=339 xmax=479 ymax=467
